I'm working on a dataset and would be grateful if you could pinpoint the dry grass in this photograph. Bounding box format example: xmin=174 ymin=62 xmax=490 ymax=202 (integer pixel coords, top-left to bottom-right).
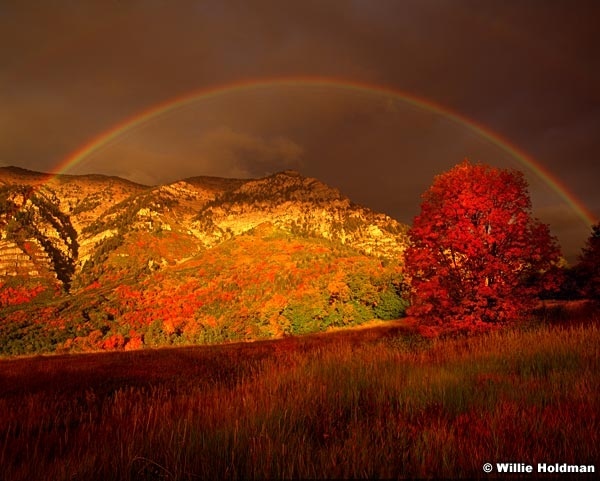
xmin=1 ymin=306 xmax=599 ymax=480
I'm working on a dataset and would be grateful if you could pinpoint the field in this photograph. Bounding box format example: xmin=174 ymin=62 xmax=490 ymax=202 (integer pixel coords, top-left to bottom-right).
xmin=1 ymin=303 xmax=599 ymax=480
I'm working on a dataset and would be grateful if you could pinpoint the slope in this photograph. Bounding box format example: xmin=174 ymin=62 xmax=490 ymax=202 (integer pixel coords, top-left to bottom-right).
xmin=0 ymin=167 xmax=410 ymax=355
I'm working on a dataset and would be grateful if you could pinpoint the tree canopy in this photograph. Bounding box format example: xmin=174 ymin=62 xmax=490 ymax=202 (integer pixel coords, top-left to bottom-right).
xmin=405 ymin=160 xmax=561 ymax=325
xmin=577 ymin=222 xmax=600 ymax=300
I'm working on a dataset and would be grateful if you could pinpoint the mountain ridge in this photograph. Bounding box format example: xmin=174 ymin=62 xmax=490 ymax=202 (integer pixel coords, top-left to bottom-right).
xmin=0 ymin=166 xmax=409 ymax=355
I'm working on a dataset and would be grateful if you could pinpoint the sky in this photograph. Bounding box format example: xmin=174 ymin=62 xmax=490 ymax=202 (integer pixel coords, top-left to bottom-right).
xmin=1 ymin=0 xmax=599 ymax=262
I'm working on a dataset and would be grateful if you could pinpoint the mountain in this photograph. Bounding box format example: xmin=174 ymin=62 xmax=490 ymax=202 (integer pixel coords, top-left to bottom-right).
xmin=0 ymin=166 xmax=409 ymax=355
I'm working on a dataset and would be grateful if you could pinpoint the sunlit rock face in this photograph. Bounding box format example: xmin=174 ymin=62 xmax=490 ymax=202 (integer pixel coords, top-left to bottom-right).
xmin=0 ymin=181 xmax=77 ymax=287
xmin=191 ymin=170 xmax=408 ymax=257
xmin=0 ymin=166 xmax=409 ymax=291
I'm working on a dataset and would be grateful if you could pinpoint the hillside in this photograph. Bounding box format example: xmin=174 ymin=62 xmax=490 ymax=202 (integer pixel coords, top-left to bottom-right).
xmin=0 ymin=167 xmax=409 ymax=355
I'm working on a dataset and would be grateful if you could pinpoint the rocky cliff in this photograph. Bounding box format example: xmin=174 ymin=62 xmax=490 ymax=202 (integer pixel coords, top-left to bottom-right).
xmin=1 ymin=167 xmax=408 ymax=292
xmin=0 ymin=166 xmax=410 ymax=355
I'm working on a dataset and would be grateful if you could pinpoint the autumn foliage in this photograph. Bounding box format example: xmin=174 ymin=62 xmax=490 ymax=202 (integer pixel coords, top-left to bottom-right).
xmin=0 ymin=228 xmax=407 ymax=355
xmin=405 ymin=160 xmax=561 ymax=325
xmin=577 ymin=222 xmax=600 ymax=300
xmin=0 ymin=282 xmax=45 ymax=307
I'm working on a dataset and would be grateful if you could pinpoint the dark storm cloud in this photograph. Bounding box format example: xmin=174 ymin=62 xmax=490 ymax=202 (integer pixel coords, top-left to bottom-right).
xmin=1 ymin=0 xmax=599 ymax=261
xmin=86 ymin=126 xmax=304 ymax=185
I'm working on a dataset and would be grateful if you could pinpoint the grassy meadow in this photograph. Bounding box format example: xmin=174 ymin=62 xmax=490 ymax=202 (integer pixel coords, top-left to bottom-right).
xmin=1 ymin=303 xmax=599 ymax=480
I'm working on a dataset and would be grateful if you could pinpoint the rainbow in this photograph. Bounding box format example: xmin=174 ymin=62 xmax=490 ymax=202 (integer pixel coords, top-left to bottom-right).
xmin=53 ymin=76 xmax=596 ymax=226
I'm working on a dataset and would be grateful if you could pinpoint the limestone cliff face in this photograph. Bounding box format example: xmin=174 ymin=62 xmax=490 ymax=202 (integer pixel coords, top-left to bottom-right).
xmin=0 ymin=181 xmax=79 ymax=287
xmin=0 ymin=240 xmax=47 ymax=277
xmin=0 ymin=167 xmax=408 ymax=291
xmin=191 ymin=171 xmax=407 ymax=258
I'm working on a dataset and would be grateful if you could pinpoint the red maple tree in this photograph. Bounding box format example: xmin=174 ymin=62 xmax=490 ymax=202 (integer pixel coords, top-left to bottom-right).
xmin=405 ymin=160 xmax=561 ymax=325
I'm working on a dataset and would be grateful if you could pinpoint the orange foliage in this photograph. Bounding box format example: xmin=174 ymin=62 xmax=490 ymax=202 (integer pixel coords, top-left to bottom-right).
xmin=125 ymin=331 xmax=143 ymax=350
xmin=0 ymin=283 xmax=45 ymax=307
xmin=102 ymin=334 xmax=125 ymax=350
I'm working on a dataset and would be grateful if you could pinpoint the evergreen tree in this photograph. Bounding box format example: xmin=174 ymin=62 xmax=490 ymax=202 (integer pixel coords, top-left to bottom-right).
xmin=577 ymin=222 xmax=600 ymax=300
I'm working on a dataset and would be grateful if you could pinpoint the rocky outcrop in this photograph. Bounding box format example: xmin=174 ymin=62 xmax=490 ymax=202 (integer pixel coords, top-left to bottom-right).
xmin=0 ymin=167 xmax=409 ymax=291
xmin=0 ymin=240 xmax=55 ymax=278
xmin=191 ymin=171 xmax=408 ymax=258
xmin=0 ymin=182 xmax=77 ymax=288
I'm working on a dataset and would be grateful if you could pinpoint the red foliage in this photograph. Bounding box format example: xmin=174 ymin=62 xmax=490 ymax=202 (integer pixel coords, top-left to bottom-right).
xmin=0 ymin=283 xmax=45 ymax=307
xmin=102 ymin=333 xmax=125 ymax=350
xmin=125 ymin=332 xmax=143 ymax=351
xmin=84 ymin=281 xmax=101 ymax=291
xmin=405 ymin=160 xmax=561 ymax=325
